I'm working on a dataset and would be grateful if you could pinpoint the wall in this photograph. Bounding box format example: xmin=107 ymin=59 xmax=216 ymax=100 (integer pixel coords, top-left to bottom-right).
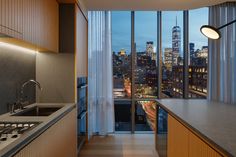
xmin=36 ymin=52 xmax=75 ymax=103
xmin=0 ymin=43 xmax=36 ymax=114
xmin=77 ymin=0 xmax=88 ymax=19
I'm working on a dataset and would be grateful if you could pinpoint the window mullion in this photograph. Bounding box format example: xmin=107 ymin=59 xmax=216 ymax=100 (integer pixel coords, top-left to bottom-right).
xmin=157 ymin=11 xmax=162 ymax=99
xmin=183 ymin=10 xmax=189 ymax=98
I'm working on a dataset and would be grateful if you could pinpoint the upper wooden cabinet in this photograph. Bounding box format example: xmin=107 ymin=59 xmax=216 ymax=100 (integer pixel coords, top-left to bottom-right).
xmin=0 ymin=0 xmax=59 ymax=52
xmin=76 ymin=4 xmax=88 ymax=77
xmin=35 ymin=0 xmax=59 ymax=52
xmin=59 ymin=4 xmax=75 ymax=53
xmin=0 ymin=0 xmax=23 ymax=39
xmin=59 ymin=3 xmax=88 ymax=77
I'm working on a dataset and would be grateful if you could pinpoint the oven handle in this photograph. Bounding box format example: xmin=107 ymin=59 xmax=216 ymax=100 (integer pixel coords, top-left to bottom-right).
xmin=77 ymin=84 xmax=88 ymax=89
xmin=78 ymin=111 xmax=87 ymax=119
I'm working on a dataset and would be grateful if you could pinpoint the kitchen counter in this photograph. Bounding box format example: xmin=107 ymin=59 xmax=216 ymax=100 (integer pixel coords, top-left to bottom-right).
xmin=0 ymin=103 xmax=76 ymax=157
xmin=156 ymin=99 xmax=236 ymax=157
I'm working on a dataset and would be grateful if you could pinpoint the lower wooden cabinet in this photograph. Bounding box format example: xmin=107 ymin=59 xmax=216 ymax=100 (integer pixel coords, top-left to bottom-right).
xmin=168 ymin=115 xmax=223 ymax=157
xmin=14 ymin=108 xmax=77 ymax=157
xmin=189 ymin=132 xmax=222 ymax=157
xmin=168 ymin=115 xmax=189 ymax=157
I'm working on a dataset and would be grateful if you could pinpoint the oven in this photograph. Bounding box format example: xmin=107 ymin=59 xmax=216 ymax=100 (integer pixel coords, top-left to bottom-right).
xmin=77 ymin=77 xmax=87 ymax=151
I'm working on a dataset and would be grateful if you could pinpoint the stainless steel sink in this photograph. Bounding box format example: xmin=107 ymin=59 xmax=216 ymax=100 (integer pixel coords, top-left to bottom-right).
xmin=12 ymin=106 xmax=62 ymax=116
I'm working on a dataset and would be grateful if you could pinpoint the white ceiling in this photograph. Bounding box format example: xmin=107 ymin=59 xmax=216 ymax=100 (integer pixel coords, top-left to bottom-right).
xmin=82 ymin=0 xmax=235 ymax=11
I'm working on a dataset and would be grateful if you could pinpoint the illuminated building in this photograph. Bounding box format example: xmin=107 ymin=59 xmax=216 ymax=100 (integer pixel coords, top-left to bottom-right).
xmin=189 ymin=66 xmax=207 ymax=98
xmin=118 ymin=48 xmax=126 ymax=56
xmin=146 ymin=41 xmax=154 ymax=57
xmin=164 ymin=48 xmax=172 ymax=71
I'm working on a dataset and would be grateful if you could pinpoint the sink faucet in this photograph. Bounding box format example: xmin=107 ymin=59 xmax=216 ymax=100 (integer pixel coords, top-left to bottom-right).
xmin=10 ymin=79 xmax=42 ymax=113
xmin=19 ymin=79 xmax=42 ymax=110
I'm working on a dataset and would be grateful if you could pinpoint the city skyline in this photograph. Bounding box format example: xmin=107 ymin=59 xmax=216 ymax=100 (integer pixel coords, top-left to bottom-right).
xmin=112 ymin=8 xmax=208 ymax=54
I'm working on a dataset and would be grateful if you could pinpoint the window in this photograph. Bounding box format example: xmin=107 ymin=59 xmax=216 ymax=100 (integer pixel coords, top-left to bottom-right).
xmin=134 ymin=12 xmax=157 ymax=131
xmin=135 ymin=101 xmax=156 ymax=131
xmin=112 ymin=11 xmax=131 ymax=99
xmin=134 ymin=11 xmax=158 ymax=99
xmin=112 ymin=9 xmax=209 ymax=132
xmin=189 ymin=8 xmax=208 ymax=98
xmin=112 ymin=11 xmax=132 ymax=131
xmin=162 ymin=11 xmax=184 ymax=98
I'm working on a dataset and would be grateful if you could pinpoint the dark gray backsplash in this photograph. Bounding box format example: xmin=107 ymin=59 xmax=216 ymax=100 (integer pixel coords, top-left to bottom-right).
xmin=0 ymin=45 xmax=36 ymax=115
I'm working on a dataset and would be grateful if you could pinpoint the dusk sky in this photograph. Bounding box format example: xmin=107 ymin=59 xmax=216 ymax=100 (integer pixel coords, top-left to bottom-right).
xmin=112 ymin=8 xmax=208 ymax=56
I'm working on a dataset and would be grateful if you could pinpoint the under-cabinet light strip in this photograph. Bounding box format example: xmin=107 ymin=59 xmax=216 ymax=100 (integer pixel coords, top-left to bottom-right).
xmin=0 ymin=41 xmax=38 ymax=54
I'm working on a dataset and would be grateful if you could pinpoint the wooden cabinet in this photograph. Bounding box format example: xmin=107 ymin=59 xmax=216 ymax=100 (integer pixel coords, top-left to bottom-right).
xmin=35 ymin=0 xmax=59 ymax=52
xmin=59 ymin=3 xmax=88 ymax=76
xmin=168 ymin=115 xmax=223 ymax=157
xmin=0 ymin=0 xmax=59 ymax=52
xmin=168 ymin=115 xmax=189 ymax=157
xmin=14 ymin=108 xmax=77 ymax=157
xmin=59 ymin=4 xmax=75 ymax=53
xmin=22 ymin=0 xmax=36 ymax=44
xmin=189 ymin=132 xmax=223 ymax=157
xmin=0 ymin=0 xmax=23 ymax=39
xmin=75 ymin=4 xmax=88 ymax=77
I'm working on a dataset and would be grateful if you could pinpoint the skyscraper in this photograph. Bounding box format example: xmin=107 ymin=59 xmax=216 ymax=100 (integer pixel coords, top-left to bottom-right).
xmin=189 ymin=43 xmax=195 ymax=65
xmin=164 ymin=48 xmax=172 ymax=71
xmin=172 ymin=17 xmax=181 ymax=66
xmin=189 ymin=43 xmax=195 ymax=55
xmin=146 ymin=41 xmax=154 ymax=57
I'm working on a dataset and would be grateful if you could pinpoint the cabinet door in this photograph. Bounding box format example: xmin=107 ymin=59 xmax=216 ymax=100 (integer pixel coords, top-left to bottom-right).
xmin=35 ymin=0 xmax=59 ymax=52
xmin=76 ymin=5 xmax=88 ymax=77
xmin=189 ymin=132 xmax=223 ymax=157
xmin=168 ymin=115 xmax=189 ymax=157
xmin=0 ymin=0 xmax=58 ymax=52
xmin=14 ymin=108 xmax=77 ymax=157
xmin=0 ymin=0 xmax=23 ymax=39
xmin=22 ymin=0 xmax=36 ymax=43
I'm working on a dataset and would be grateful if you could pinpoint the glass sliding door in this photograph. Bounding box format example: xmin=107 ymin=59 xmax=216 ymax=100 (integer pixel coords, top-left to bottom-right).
xmin=112 ymin=11 xmax=132 ymax=131
xmin=134 ymin=12 xmax=157 ymax=132
xmin=112 ymin=11 xmax=158 ymax=132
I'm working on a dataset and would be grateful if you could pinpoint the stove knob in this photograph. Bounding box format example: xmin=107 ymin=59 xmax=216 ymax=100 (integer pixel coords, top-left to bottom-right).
xmin=11 ymin=134 xmax=18 ymax=138
xmin=0 ymin=137 xmax=7 ymax=141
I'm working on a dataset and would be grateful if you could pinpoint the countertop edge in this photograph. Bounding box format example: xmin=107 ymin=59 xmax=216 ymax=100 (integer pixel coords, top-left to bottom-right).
xmin=156 ymin=100 xmax=233 ymax=157
xmin=0 ymin=103 xmax=76 ymax=157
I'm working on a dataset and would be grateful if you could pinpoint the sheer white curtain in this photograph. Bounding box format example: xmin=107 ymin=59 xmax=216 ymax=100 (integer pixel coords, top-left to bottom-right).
xmin=208 ymin=2 xmax=236 ymax=104
xmin=88 ymin=11 xmax=114 ymax=136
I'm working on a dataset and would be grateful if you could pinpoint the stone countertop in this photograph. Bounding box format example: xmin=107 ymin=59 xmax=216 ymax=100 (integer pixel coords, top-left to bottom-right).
xmin=0 ymin=103 xmax=76 ymax=157
xmin=156 ymin=99 xmax=236 ymax=157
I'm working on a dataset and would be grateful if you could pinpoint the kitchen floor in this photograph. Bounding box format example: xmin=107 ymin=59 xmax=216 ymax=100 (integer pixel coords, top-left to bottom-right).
xmin=78 ymin=134 xmax=159 ymax=157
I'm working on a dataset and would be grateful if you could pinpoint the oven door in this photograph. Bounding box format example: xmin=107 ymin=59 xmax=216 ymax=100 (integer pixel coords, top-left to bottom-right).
xmin=77 ymin=111 xmax=87 ymax=150
xmin=78 ymin=111 xmax=87 ymax=135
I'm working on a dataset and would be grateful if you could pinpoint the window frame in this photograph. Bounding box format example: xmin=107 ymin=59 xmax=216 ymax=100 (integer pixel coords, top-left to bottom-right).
xmin=112 ymin=9 xmax=208 ymax=133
